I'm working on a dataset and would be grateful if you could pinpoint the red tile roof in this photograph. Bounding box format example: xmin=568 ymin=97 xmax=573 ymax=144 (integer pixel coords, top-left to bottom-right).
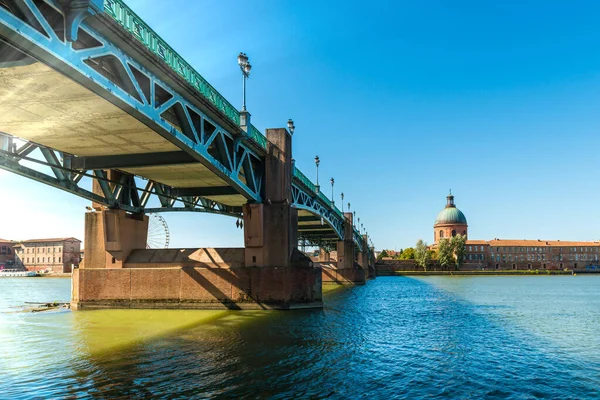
xmin=467 ymin=239 xmax=600 ymax=247
xmin=20 ymin=237 xmax=81 ymax=243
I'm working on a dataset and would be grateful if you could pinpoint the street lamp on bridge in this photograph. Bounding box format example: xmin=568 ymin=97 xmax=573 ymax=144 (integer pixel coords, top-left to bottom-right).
xmin=237 ymin=52 xmax=252 ymax=111
xmin=330 ymin=177 xmax=335 ymax=204
xmin=314 ymin=155 xmax=320 ymax=193
xmin=341 ymin=192 xmax=344 ymax=212
xmin=287 ymin=119 xmax=295 ymax=135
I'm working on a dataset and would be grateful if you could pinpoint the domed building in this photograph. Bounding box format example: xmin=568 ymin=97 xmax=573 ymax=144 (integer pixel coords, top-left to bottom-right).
xmin=434 ymin=191 xmax=468 ymax=244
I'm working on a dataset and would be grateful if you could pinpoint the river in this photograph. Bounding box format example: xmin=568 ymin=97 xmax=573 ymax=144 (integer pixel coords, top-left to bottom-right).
xmin=1 ymin=275 xmax=599 ymax=399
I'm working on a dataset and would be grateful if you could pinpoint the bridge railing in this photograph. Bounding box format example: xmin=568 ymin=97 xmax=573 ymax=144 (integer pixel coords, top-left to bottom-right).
xmin=248 ymin=125 xmax=268 ymax=150
xmin=292 ymin=166 xmax=317 ymax=193
xmin=104 ymin=0 xmax=268 ymax=151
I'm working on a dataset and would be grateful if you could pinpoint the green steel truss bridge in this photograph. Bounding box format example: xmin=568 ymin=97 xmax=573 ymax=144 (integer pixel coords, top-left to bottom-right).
xmin=0 ymin=0 xmax=369 ymax=254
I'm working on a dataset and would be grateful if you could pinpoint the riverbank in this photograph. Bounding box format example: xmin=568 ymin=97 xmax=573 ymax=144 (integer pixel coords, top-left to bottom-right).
xmin=377 ymin=270 xmax=574 ymax=276
xmin=37 ymin=273 xmax=71 ymax=278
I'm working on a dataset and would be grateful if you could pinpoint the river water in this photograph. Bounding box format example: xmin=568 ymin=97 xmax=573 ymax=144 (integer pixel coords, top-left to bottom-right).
xmin=1 ymin=275 xmax=599 ymax=399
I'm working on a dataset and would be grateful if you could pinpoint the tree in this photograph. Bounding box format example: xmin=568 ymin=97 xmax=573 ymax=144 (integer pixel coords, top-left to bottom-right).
xmin=377 ymin=249 xmax=390 ymax=260
xmin=399 ymin=247 xmax=415 ymax=260
xmin=429 ymin=250 xmax=437 ymax=260
xmin=438 ymin=238 xmax=453 ymax=269
xmin=451 ymin=234 xmax=467 ymax=270
xmin=414 ymin=239 xmax=431 ymax=271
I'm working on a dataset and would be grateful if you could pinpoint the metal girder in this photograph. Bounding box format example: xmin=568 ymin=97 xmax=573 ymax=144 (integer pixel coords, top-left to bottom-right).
xmin=175 ymin=186 xmax=239 ymax=197
xmin=71 ymin=151 xmax=196 ymax=170
xmin=291 ymin=182 xmax=345 ymax=241
xmin=0 ymin=0 xmax=263 ymax=202
xmin=0 ymin=134 xmax=240 ymax=217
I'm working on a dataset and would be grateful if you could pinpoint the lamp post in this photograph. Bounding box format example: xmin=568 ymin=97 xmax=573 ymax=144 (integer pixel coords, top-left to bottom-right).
xmin=330 ymin=177 xmax=335 ymax=204
xmin=347 ymin=202 xmax=350 ymax=212
xmin=287 ymin=119 xmax=295 ymax=135
xmin=353 ymin=211 xmax=356 ymax=227
xmin=341 ymin=192 xmax=344 ymax=212
xmin=314 ymin=155 xmax=320 ymax=193
xmin=237 ymin=52 xmax=252 ymax=111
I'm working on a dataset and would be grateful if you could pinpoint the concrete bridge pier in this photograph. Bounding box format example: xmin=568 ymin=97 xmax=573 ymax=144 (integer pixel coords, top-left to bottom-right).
xmin=322 ymin=212 xmax=366 ymax=285
xmin=71 ymin=128 xmax=322 ymax=310
xmin=242 ymin=128 xmax=322 ymax=308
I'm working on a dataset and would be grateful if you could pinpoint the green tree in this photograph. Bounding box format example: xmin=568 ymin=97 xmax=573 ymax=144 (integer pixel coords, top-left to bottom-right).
xmin=450 ymin=234 xmax=467 ymax=270
xmin=399 ymin=247 xmax=415 ymax=260
xmin=438 ymin=238 xmax=453 ymax=269
xmin=429 ymin=250 xmax=437 ymax=260
xmin=377 ymin=249 xmax=390 ymax=260
xmin=414 ymin=239 xmax=431 ymax=271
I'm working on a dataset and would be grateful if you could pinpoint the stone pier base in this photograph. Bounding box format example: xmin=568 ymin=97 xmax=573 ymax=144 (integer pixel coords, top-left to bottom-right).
xmin=320 ymin=263 xmax=366 ymax=285
xmin=72 ymin=264 xmax=323 ymax=310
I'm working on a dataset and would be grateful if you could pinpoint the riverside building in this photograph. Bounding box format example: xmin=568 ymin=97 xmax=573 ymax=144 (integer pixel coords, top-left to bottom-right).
xmin=0 ymin=238 xmax=16 ymax=269
xmin=14 ymin=237 xmax=81 ymax=273
xmin=433 ymin=193 xmax=600 ymax=271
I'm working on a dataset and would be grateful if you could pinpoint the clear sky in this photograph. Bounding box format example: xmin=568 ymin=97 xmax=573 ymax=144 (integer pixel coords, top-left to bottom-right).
xmin=2 ymin=0 xmax=600 ymax=249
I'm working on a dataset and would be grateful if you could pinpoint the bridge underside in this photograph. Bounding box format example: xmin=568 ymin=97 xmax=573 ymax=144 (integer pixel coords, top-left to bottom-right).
xmin=297 ymin=210 xmax=340 ymax=250
xmin=0 ymin=56 xmax=247 ymax=206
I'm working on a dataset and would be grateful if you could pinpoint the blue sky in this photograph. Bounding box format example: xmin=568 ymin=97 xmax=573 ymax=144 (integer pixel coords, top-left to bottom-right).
xmin=2 ymin=0 xmax=600 ymax=249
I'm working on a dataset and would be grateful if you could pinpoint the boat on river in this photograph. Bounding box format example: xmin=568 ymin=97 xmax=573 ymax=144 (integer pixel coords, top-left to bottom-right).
xmin=0 ymin=269 xmax=39 ymax=277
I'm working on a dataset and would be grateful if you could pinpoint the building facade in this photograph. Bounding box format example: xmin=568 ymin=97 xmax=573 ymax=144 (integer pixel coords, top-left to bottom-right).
xmin=464 ymin=240 xmax=600 ymax=271
xmin=0 ymin=238 xmax=16 ymax=269
xmin=433 ymin=192 xmax=468 ymax=244
xmin=14 ymin=237 xmax=81 ymax=273
xmin=432 ymin=193 xmax=600 ymax=271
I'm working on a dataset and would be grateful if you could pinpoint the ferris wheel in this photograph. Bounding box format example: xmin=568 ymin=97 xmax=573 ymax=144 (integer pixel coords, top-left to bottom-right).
xmin=147 ymin=213 xmax=170 ymax=249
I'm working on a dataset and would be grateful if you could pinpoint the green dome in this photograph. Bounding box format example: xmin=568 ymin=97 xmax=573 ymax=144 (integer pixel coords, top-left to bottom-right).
xmin=435 ymin=207 xmax=467 ymax=225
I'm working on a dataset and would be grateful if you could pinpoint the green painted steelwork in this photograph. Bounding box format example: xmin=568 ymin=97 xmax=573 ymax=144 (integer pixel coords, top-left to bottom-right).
xmin=293 ymin=166 xmax=317 ymax=193
xmin=249 ymin=125 xmax=268 ymax=149
xmin=103 ymin=0 xmax=267 ymax=150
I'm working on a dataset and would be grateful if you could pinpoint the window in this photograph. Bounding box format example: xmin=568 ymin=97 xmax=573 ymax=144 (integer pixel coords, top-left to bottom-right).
xmin=440 ymin=230 xmax=444 ymax=239
xmin=0 ymin=246 xmax=5 ymax=255
xmin=37 ymin=258 xmax=39 ymax=263
xmin=527 ymin=263 xmax=531 ymax=269
xmin=451 ymin=230 xmax=456 ymax=237
xmin=543 ymin=263 xmax=546 ymax=269
xmin=58 ymin=257 xmax=61 ymax=263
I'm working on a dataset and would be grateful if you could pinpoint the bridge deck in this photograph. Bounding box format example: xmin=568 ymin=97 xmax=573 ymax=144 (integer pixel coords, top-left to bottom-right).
xmin=0 ymin=57 xmax=246 ymax=206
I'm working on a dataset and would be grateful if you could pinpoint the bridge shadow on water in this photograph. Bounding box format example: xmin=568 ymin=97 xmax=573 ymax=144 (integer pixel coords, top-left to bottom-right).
xmin=17 ymin=277 xmax=600 ymax=399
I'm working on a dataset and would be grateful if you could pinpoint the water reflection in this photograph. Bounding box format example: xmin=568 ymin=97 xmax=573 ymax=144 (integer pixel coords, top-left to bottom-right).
xmin=1 ymin=277 xmax=599 ymax=398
